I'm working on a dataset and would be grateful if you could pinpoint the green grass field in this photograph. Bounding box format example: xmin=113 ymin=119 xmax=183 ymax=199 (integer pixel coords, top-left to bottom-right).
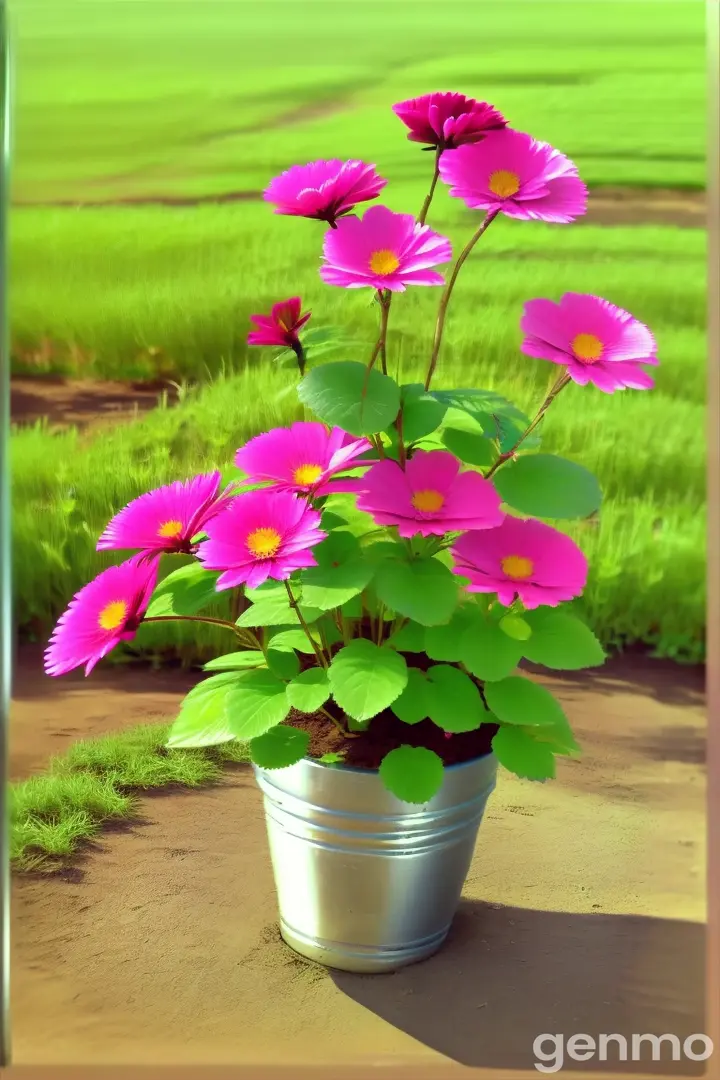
xmin=8 ymin=0 xmax=708 ymax=662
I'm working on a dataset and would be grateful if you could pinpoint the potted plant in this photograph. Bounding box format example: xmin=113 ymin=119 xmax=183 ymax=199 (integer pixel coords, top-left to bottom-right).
xmin=45 ymin=91 xmax=658 ymax=974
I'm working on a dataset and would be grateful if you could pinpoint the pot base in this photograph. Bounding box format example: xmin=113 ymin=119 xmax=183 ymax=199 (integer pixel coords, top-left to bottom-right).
xmin=279 ymin=916 xmax=450 ymax=974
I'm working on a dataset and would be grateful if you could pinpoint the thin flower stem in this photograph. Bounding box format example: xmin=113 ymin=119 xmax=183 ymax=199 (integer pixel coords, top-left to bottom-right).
xmin=318 ymin=705 xmax=360 ymax=739
xmin=485 ymin=373 xmax=572 ymax=479
xmin=143 ymin=614 xmax=256 ymax=648
xmin=424 ymin=209 xmax=500 ymax=392
xmin=375 ymin=602 xmax=386 ymax=646
xmin=367 ymin=289 xmax=392 ymax=376
xmin=417 ymin=147 xmax=443 ymax=226
xmin=283 ymin=580 xmax=327 ymax=668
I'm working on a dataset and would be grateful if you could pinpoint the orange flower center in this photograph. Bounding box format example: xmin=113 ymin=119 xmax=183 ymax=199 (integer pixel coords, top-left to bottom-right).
xmin=571 ymin=332 xmax=603 ymax=363
xmin=157 ymin=519 xmax=184 ymax=539
xmin=369 ymin=249 xmax=400 ymax=276
xmin=98 ymin=600 xmax=129 ymax=631
xmin=247 ymin=527 xmax=282 ymax=559
xmin=411 ymin=489 xmax=445 ymax=513
xmin=501 ymin=555 xmax=534 ymax=580
xmin=488 ymin=169 xmax=520 ymax=198
xmin=293 ymin=463 xmax=323 ymax=487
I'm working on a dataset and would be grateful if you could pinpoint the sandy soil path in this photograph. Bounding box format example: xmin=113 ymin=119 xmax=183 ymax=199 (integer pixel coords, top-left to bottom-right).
xmin=10 ymin=646 xmax=707 ymax=1072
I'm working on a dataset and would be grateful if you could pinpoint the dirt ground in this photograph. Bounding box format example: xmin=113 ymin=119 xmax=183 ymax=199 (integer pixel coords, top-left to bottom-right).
xmin=10 ymin=644 xmax=707 ymax=1072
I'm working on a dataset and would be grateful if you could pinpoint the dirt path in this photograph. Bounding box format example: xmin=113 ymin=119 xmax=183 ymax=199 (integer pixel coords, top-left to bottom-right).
xmin=10 ymin=376 xmax=180 ymax=432
xmin=11 ymin=647 xmax=707 ymax=1071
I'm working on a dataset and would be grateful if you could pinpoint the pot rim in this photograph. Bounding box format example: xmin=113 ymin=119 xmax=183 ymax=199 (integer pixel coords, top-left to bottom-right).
xmin=255 ymin=749 xmax=496 ymax=778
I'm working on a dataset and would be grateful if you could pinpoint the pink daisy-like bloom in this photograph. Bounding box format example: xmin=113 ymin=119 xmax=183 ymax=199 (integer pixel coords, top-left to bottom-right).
xmin=320 ymin=204 xmax=452 ymax=292
xmin=97 ymin=472 xmax=236 ymax=558
xmin=520 ymin=292 xmax=659 ymax=393
xmin=263 ymin=159 xmax=387 ymax=226
xmin=44 ymin=556 xmax=159 ymax=677
xmin=439 ymin=128 xmax=587 ymax=223
xmin=450 ymin=516 xmax=588 ymax=609
xmin=248 ymin=297 xmax=311 ymax=349
xmin=392 ymin=92 xmax=507 ymax=150
xmin=197 ymin=489 xmax=326 ymax=591
xmin=356 ymin=450 xmax=504 ymax=538
xmin=235 ymin=422 xmax=372 ymax=498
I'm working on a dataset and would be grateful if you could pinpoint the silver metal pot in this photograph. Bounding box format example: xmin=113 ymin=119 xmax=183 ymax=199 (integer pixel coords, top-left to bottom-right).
xmin=252 ymin=752 xmax=497 ymax=974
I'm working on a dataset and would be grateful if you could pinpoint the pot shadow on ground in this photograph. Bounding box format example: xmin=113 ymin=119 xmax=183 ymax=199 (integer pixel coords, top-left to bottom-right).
xmin=330 ymin=901 xmax=707 ymax=1075
xmin=521 ymin=654 xmax=705 ymax=710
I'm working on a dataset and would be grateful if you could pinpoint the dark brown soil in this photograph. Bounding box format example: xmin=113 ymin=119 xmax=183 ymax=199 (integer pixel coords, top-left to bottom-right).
xmin=10 ymin=375 xmax=179 ymax=431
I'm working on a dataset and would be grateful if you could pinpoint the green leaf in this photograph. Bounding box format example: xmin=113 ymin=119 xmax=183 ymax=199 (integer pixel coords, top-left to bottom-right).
xmin=441 ymin=427 xmax=495 ymax=467
xmin=300 ymin=531 xmax=375 ymax=610
xmin=146 ymin=562 xmax=220 ymax=618
xmin=167 ymin=673 xmax=243 ymax=748
xmin=249 ymin=726 xmax=310 ymax=770
xmin=461 ymin=616 xmax=524 ymax=682
xmin=426 ymin=665 xmax=487 ymax=732
xmin=391 ymin=668 xmax=430 ymax=724
xmin=226 ymin=669 xmax=291 ymax=740
xmin=491 ymin=726 xmax=556 ymax=780
xmin=521 ymin=611 xmax=606 ymax=670
xmin=297 ymin=361 xmax=401 ymax=437
xmin=424 ymin=609 xmax=474 ymax=661
xmin=203 ymin=651 xmax=266 ymax=672
xmin=328 ymin=640 xmax=408 ymax=723
xmin=493 ymin=454 xmax=602 ymax=520
xmin=386 ymin=620 xmax=426 ymax=653
xmin=483 ymin=676 xmax=569 ymax=731
xmin=318 ymin=751 xmax=346 ymax=765
xmin=320 ymin=511 xmax=348 ymax=531
xmin=379 ymin=745 xmax=445 ymax=803
xmin=266 ymin=648 xmax=301 ymax=680
xmin=374 ymin=555 xmax=459 ymax=627
xmin=286 ymin=668 xmax=331 ymax=713
xmin=498 ymin=615 xmax=533 ymax=642
xmin=237 ymin=584 xmax=322 ymax=628
xmin=398 ymin=383 xmax=448 ymax=442
xmin=268 ymin=629 xmax=321 ymax=654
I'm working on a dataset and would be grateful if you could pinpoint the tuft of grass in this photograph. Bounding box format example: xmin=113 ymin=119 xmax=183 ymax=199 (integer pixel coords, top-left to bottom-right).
xmin=11 ymin=724 xmax=251 ymax=872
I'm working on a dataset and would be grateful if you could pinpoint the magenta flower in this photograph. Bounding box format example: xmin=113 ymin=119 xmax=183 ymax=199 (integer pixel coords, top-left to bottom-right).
xmin=320 ymin=205 xmax=452 ymax=292
xmin=263 ymin=159 xmax=387 ymax=226
xmin=450 ymin=517 xmax=588 ymax=609
xmin=392 ymin=92 xmax=507 ymax=150
xmin=197 ymin=489 xmax=326 ymax=591
xmin=44 ymin=556 xmax=159 ymax=677
xmin=235 ymin=422 xmax=371 ymax=498
xmin=520 ymin=293 xmax=659 ymax=393
xmin=356 ymin=450 xmax=504 ymax=538
xmin=248 ymin=297 xmax=311 ymax=349
xmin=439 ymin=129 xmax=587 ymax=223
xmin=97 ymin=472 xmax=236 ymax=558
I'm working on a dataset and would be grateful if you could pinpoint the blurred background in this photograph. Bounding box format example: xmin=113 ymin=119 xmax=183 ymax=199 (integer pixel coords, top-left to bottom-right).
xmin=7 ymin=0 xmax=707 ymax=664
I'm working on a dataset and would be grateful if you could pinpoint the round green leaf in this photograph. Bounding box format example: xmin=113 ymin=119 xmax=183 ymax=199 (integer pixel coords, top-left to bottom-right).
xmin=146 ymin=562 xmax=221 ymax=618
xmin=498 ymin=615 xmax=532 ymax=642
xmin=521 ymin=612 xmax=606 ymax=670
xmin=391 ymin=668 xmax=429 ymax=725
xmin=424 ymin=610 xmax=473 ymax=661
xmin=167 ymin=672 xmax=244 ymax=748
xmin=461 ymin=618 xmax=524 ymax=682
xmin=374 ymin=556 xmax=459 ymax=627
xmin=297 ymin=361 xmax=401 ymax=437
xmin=328 ymin=640 xmax=408 ymax=723
xmin=300 ymin=532 xmax=376 ymax=610
xmin=226 ymin=669 xmax=291 ymax=740
xmin=483 ymin=676 xmax=569 ymax=730
xmin=266 ymin=648 xmax=301 ymax=680
xmin=286 ymin=668 xmax=331 ymax=713
xmin=249 ymin=726 xmax=311 ymax=770
xmin=441 ymin=427 xmax=495 ymax=466
xmin=491 ymin=726 xmax=556 ymax=780
xmin=378 ymin=745 xmax=445 ymax=803
xmin=268 ymin=629 xmax=321 ymax=655
xmin=426 ymin=665 xmax=487 ymax=732
xmin=493 ymin=454 xmax=602 ymax=520
xmin=203 ymin=651 xmax=266 ymax=672
xmin=386 ymin=620 xmax=426 ymax=653
xmin=399 ymin=384 xmax=448 ymax=442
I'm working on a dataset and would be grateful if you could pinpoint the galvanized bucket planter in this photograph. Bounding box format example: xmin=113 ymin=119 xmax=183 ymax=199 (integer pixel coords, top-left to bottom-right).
xmin=252 ymin=752 xmax=498 ymax=974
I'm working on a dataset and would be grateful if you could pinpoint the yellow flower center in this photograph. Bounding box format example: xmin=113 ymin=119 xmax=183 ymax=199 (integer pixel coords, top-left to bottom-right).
xmin=488 ymin=169 xmax=520 ymax=198
xmin=98 ymin=600 xmax=129 ymax=631
xmin=571 ymin=332 xmax=604 ymax=363
xmin=293 ymin=463 xmax=323 ymax=487
xmin=157 ymin=519 xmax=184 ymax=539
xmin=501 ymin=555 xmax=534 ymax=580
xmin=411 ymin=489 xmax=445 ymax=513
xmin=247 ymin=527 xmax=282 ymax=559
xmin=369 ymin=249 xmax=400 ymax=276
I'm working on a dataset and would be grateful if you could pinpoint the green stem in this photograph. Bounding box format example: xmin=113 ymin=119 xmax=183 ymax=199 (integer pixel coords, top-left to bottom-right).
xmin=283 ymin=580 xmax=327 ymax=668
xmin=417 ymin=147 xmax=442 ymax=226
xmin=423 ymin=209 xmax=499 ymax=392
xmin=319 ymin=705 xmax=360 ymax=739
xmin=367 ymin=289 xmax=392 ymax=376
xmin=485 ymin=373 xmax=572 ymax=479
xmin=143 ymin=614 xmax=256 ymax=648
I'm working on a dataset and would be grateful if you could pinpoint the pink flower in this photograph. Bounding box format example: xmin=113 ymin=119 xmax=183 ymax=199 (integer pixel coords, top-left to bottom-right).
xmin=439 ymin=129 xmax=587 ymax=223
xmin=450 ymin=517 xmax=588 ymax=609
xmin=392 ymin=92 xmax=507 ymax=150
xmin=197 ymin=489 xmax=326 ymax=591
xmin=248 ymin=297 xmax=311 ymax=349
xmin=235 ymin=422 xmax=371 ymax=498
xmin=97 ymin=472 xmax=236 ymax=558
xmin=44 ymin=556 xmax=159 ymax=677
xmin=356 ymin=450 xmax=504 ymax=538
xmin=520 ymin=293 xmax=659 ymax=393
xmin=320 ymin=205 xmax=452 ymax=292
xmin=263 ymin=159 xmax=387 ymax=226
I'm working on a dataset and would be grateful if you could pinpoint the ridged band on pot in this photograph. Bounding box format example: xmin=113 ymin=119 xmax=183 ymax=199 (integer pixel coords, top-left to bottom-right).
xmin=253 ymin=752 xmax=498 ymax=974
